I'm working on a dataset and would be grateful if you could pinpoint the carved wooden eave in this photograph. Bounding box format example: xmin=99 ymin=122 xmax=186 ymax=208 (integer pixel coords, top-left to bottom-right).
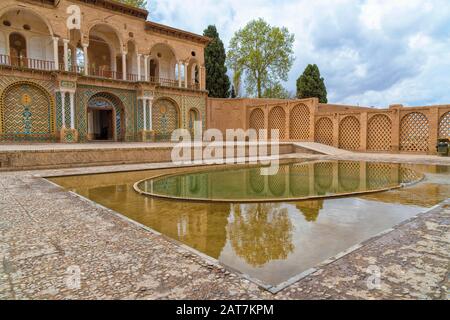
xmin=145 ymin=21 xmax=212 ymax=46
xmin=74 ymin=0 xmax=149 ymax=20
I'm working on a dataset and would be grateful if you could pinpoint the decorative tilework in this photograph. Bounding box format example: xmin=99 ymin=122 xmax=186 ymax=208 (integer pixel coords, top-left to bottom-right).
xmin=0 ymin=81 xmax=56 ymax=142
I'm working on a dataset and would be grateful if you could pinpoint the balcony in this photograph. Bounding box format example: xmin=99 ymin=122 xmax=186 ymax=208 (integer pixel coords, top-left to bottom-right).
xmin=0 ymin=54 xmax=202 ymax=91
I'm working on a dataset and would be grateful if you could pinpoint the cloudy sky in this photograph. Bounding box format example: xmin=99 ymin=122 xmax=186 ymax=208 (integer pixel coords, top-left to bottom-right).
xmin=148 ymin=0 xmax=450 ymax=108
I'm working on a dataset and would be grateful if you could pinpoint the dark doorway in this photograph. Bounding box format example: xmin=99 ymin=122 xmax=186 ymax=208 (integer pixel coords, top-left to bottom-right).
xmin=92 ymin=109 xmax=113 ymax=140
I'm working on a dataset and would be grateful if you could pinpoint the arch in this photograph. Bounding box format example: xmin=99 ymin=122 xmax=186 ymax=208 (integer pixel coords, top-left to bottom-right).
xmin=0 ymin=6 xmax=54 ymax=36
xmin=268 ymin=106 xmax=286 ymax=139
xmin=249 ymin=108 xmax=265 ymax=138
xmin=188 ymin=108 xmax=200 ymax=137
xmin=400 ymin=112 xmax=429 ymax=152
xmin=88 ymin=24 xmax=123 ymax=78
xmin=187 ymin=58 xmax=200 ymax=88
xmin=86 ymin=23 xmax=123 ymax=49
xmin=367 ymin=114 xmax=392 ymax=152
xmin=152 ymin=97 xmax=180 ymax=141
xmin=438 ymin=111 xmax=450 ymax=139
xmin=9 ymin=33 xmax=27 ymax=67
xmin=339 ymin=116 xmax=360 ymax=150
xmin=0 ymin=81 xmax=55 ymax=141
xmin=149 ymin=42 xmax=178 ymax=61
xmin=86 ymin=92 xmax=125 ymax=141
xmin=149 ymin=43 xmax=178 ymax=80
xmin=314 ymin=117 xmax=333 ymax=146
xmin=0 ymin=30 xmax=6 ymax=56
xmin=289 ymin=103 xmax=310 ymax=140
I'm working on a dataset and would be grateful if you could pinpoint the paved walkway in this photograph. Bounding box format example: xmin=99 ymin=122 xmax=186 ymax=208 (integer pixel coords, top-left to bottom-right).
xmin=0 ymin=157 xmax=448 ymax=300
xmin=294 ymin=142 xmax=352 ymax=155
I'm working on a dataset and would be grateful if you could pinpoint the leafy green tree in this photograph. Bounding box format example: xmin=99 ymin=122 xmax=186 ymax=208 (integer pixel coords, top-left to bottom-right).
xmin=262 ymin=83 xmax=291 ymax=99
xmin=227 ymin=18 xmax=295 ymax=98
xmin=296 ymin=64 xmax=328 ymax=103
xmin=203 ymin=25 xmax=231 ymax=98
xmin=232 ymin=68 xmax=242 ymax=97
xmin=117 ymin=0 xmax=147 ymax=9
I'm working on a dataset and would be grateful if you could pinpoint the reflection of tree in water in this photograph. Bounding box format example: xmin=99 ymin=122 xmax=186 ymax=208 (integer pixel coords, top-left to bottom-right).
xmin=227 ymin=203 xmax=294 ymax=267
xmin=295 ymin=200 xmax=323 ymax=222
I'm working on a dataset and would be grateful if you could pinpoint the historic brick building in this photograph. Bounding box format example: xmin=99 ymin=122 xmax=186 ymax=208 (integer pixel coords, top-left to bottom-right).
xmin=0 ymin=0 xmax=208 ymax=142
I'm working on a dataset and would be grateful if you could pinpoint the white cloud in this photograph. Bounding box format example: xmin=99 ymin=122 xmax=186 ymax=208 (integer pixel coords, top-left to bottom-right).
xmin=149 ymin=0 xmax=450 ymax=107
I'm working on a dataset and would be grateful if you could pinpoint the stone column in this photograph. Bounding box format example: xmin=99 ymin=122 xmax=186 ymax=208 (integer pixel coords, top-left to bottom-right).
xmin=63 ymin=39 xmax=70 ymax=71
xmin=60 ymin=91 xmax=66 ymax=128
xmin=360 ymin=112 xmax=368 ymax=152
xmin=178 ymin=61 xmax=182 ymax=87
xmin=144 ymin=55 xmax=149 ymax=82
xmin=52 ymin=37 xmax=59 ymax=70
xmin=332 ymin=115 xmax=340 ymax=147
xmin=122 ymin=52 xmax=127 ymax=81
xmin=143 ymin=99 xmax=147 ymax=131
xmin=69 ymin=92 xmax=75 ymax=129
xmin=148 ymin=98 xmax=153 ymax=130
xmin=184 ymin=62 xmax=188 ymax=88
xmin=428 ymin=107 xmax=439 ymax=154
xmin=82 ymin=43 xmax=89 ymax=76
xmin=137 ymin=54 xmax=142 ymax=81
xmin=199 ymin=66 xmax=203 ymax=90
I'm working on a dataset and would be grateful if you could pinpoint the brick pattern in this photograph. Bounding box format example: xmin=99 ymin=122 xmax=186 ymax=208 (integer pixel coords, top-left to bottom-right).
xmin=249 ymin=108 xmax=264 ymax=138
xmin=367 ymin=114 xmax=392 ymax=152
xmin=315 ymin=117 xmax=333 ymax=146
xmin=289 ymin=104 xmax=310 ymax=140
xmin=269 ymin=106 xmax=286 ymax=139
xmin=339 ymin=116 xmax=361 ymax=151
xmin=438 ymin=111 xmax=450 ymax=139
xmin=400 ymin=112 xmax=429 ymax=152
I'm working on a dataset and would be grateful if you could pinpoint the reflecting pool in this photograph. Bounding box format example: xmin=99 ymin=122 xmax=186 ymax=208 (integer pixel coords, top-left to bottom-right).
xmin=49 ymin=161 xmax=450 ymax=289
xmin=135 ymin=161 xmax=423 ymax=202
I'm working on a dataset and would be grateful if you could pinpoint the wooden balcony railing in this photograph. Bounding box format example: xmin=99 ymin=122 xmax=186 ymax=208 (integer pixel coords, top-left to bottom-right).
xmin=0 ymin=55 xmax=203 ymax=91
xmin=0 ymin=55 xmax=55 ymax=71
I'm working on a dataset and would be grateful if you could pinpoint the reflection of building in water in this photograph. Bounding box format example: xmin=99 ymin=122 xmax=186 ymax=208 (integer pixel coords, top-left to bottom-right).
xmin=227 ymin=203 xmax=294 ymax=267
xmin=295 ymin=200 xmax=323 ymax=222
xmin=147 ymin=161 xmax=424 ymax=201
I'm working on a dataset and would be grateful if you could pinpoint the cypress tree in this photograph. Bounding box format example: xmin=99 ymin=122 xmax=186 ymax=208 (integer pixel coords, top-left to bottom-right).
xmin=296 ymin=64 xmax=328 ymax=103
xmin=230 ymin=85 xmax=236 ymax=98
xmin=203 ymin=25 xmax=231 ymax=98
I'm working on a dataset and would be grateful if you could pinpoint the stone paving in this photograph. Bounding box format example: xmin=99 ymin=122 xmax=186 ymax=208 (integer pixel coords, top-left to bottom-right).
xmin=0 ymin=153 xmax=449 ymax=300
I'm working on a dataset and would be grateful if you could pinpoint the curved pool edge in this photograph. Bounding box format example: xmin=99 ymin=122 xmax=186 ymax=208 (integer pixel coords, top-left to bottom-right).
xmin=133 ymin=176 xmax=425 ymax=204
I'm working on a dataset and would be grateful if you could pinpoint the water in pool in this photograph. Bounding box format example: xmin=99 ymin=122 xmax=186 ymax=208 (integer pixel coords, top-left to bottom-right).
xmin=49 ymin=160 xmax=450 ymax=289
